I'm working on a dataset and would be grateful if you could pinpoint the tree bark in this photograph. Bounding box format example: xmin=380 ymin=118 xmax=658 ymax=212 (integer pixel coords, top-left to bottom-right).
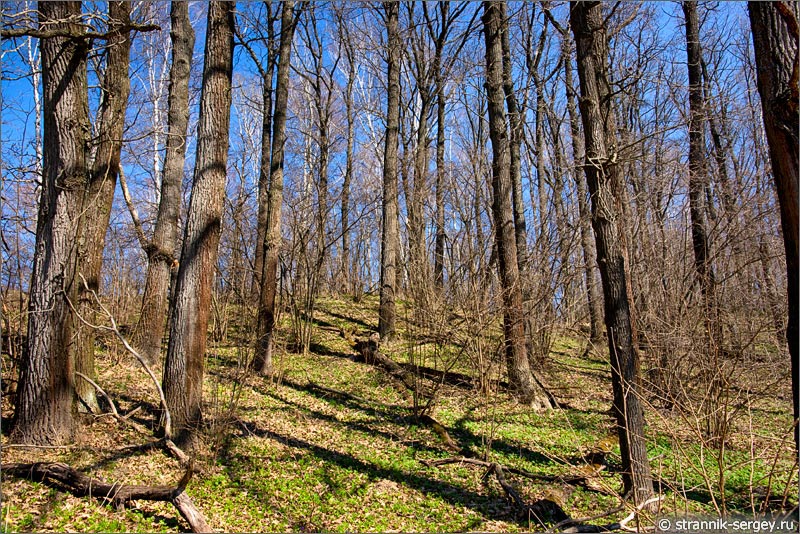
xmin=163 ymin=0 xmax=234 ymax=445
xmin=253 ymin=0 xmax=299 ymax=375
xmin=12 ymin=0 xmax=89 ymax=445
xmin=570 ymin=1 xmax=653 ymax=504
xmin=379 ymin=0 xmax=401 ymax=342
xmin=136 ymin=1 xmax=195 ymax=366
xmin=483 ymin=0 xmax=551 ymax=409
xmin=251 ymin=6 xmax=278 ymax=304
xmin=500 ymin=10 xmax=528 ymax=272
xmin=683 ymin=1 xmax=716 ymax=300
xmin=563 ymin=34 xmax=603 ymax=343
xmin=74 ymin=2 xmax=132 ymax=414
xmin=748 ymin=1 xmax=799 ymax=450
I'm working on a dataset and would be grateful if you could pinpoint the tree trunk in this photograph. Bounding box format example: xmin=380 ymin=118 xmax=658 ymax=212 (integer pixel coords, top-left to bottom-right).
xmin=253 ymin=0 xmax=299 ymax=375
xmin=500 ymin=12 xmax=528 ymax=272
xmin=337 ymin=8 xmax=356 ymax=294
xmin=136 ymin=1 xmax=195 ymax=366
xmin=483 ymin=0 xmax=551 ymax=409
xmin=163 ymin=0 xmax=234 ymax=445
xmin=379 ymin=0 xmax=401 ymax=342
xmin=683 ymin=1 xmax=716 ymax=299
xmin=72 ymin=1 xmax=132 ymax=413
xmin=251 ymin=7 xmax=278 ymax=304
xmin=570 ymin=1 xmax=654 ymax=504
xmin=748 ymin=1 xmax=799 ymax=450
xmin=563 ymin=34 xmax=603 ymax=343
xmin=12 ymin=0 xmax=88 ymax=445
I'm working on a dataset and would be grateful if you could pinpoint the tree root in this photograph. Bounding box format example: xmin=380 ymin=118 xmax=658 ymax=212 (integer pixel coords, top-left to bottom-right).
xmin=1 ymin=462 xmax=210 ymax=533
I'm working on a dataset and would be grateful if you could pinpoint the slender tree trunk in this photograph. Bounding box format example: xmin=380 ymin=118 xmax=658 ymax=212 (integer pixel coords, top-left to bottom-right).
xmin=338 ymin=12 xmax=356 ymax=294
xmin=563 ymin=34 xmax=603 ymax=343
xmin=379 ymin=0 xmax=401 ymax=342
xmin=136 ymin=1 xmax=195 ymax=365
xmin=252 ymin=8 xmax=278 ymax=303
xmin=748 ymin=1 xmax=799 ymax=450
xmin=73 ymin=1 xmax=132 ymax=413
xmin=500 ymin=14 xmax=527 ymax=272
xmin=570 ymin=1 xmax=654 ymax=504
xmin=12 ymin=0 xmax=89 ymax=445
xmin=683 ymin=2 xmax=716 ymax=298
xmin=163 ymin=0 xmax=234 ymax=445
xmin=253 ymin=0 xmax=299 ymax=374
xmin=483 ymin=0 xmax=551 ymax=409
xmin=434 ymin=80 xmax=446 ymax=289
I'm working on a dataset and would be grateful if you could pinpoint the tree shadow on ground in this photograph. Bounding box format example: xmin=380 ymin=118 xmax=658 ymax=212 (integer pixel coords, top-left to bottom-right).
xmin=226 ymin=421 xmax=525 ymax=527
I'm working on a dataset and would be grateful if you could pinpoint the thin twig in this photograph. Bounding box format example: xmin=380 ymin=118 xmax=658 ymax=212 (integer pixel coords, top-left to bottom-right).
xmin=68 ymin=274 xmax=172 ymax=438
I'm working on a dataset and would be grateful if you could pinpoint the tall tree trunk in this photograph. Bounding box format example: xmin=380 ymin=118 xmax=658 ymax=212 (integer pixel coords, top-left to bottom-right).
xmin=136 ymin=0 xmax=195 ymax=365
xmin=12 ymin=0 xmax=89 ymax=445
xmin=337 ymin=8 xmax=356 ymax=294
xmin=570 ymin=1 xmax=654 ymax=504
xmin=433 ymin=79 xmax=446 ymax=289
xmin=683 ymin=1 xmax=716 ymax=298
xmin=564 ymin=36 xmax=603 ymax=343
xmin=748 ymin=1 xmax=799 ymax=450
xmin=252 ymin=7 xmax=278 ymax=303
xmin=378 ymin=0 xmax=401 ymax=342
xmin=501 ymin=15 xmax=528 ymax=272
xmin=163 ymin=0 xmax=234 ymax=445
xmin=73 ymin=1 xmax=132 ymax=413
xmin=483 ymin=0 xmax=551 ymax=409
xmin=253 ymin=0 xmax=299 ymax=375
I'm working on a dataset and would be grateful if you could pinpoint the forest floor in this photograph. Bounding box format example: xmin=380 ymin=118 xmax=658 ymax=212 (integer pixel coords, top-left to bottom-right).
xmin=1 ymin=295 xmax=797 ymax=532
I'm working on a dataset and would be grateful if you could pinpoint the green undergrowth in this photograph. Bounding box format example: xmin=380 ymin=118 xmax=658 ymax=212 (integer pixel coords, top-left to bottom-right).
xmin=1 ymin=296 xmax=796 ymax=532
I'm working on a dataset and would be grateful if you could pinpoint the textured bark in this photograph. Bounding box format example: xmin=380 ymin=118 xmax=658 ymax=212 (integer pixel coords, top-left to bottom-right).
xmin=563 ymin=35 xmax=603 ymax=343
xmin=163 ymin=0 xmax=234 ymax=444
xmin=378 ymin=0 xmax=400 ymax=341
xmin=748 ymin=1 xmax=799 ymax=449
xmin=483 ymin=0 xmax=551 ymax=409
xmin=253 ymin=0 xmax=299 ymax=375
xmin=570 ymin=1 xmax=653 ymax=504
xmin=74 ymin=2 xmax=132 ymax=413
xmin=500 ymin=9 xmax=527 ymax=272
xmin=136 ymin=1 xmax=195 ymax=366
xmin=683 ymin=1 xmax=716 ymax=298
xmin=12 ymin=1 xmax=88 ymax=445
xmin=251 ymin=6 xmax=278 ymax=303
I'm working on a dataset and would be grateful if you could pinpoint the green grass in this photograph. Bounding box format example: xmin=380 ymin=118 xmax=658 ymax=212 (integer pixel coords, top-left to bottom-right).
xmin=1 ymin=296 xmax=796 ymax=532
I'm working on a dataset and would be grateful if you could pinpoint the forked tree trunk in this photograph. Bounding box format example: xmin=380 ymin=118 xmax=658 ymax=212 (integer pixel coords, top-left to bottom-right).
xmin=163 ymin=0 xmax=234 ymax=445
xmin=12 ymin=0 xmax=89 ymax=445
xmin=136 ymin=1 xmax=195 ymax=365
xmin=253 ymin=0 xmax=299 ymax=375
xmin=483 ymin=0 xmax=551 ymax=409
xmin=570 ymin=1 xmax=654 ymax=504
xmin=748 ymin=1 xmax=799 ymax=450
xmin=378 ymin=0 xmax=401 ymax=342
xmin=74 ymin=2 xmax=132 ymax=413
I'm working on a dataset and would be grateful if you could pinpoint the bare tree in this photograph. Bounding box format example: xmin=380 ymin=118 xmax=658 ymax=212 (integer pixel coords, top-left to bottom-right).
xmin=12 ymin=0 xmax=89 ymax=445
xmin=483 ymin=0 xmax=551 ymax=409
xmin=378 ymin=0 xmax=401 ymax=342
xmin=163 ymin=0 xmax=235 ymax=445
xmin=252 ymin=0 xmax=300 ymax=375
xmin=74 ymin=2 xmax=132 ymax=413
xmin=748 ymin=1 xmax=799 ymax=449
xmin=570 ymin=1 xmax=653 ymax=504
xmin=133 ymin=1 xmax=195 ymax=366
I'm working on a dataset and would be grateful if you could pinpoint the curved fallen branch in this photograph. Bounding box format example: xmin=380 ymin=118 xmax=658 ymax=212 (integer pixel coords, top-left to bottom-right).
xmin=1 ymin=462 xmax=210 ymax=533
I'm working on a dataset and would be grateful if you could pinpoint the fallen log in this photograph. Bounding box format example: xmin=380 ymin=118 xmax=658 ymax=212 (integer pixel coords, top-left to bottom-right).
xmin=1 ymin=462 xmax=211 ymax=533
